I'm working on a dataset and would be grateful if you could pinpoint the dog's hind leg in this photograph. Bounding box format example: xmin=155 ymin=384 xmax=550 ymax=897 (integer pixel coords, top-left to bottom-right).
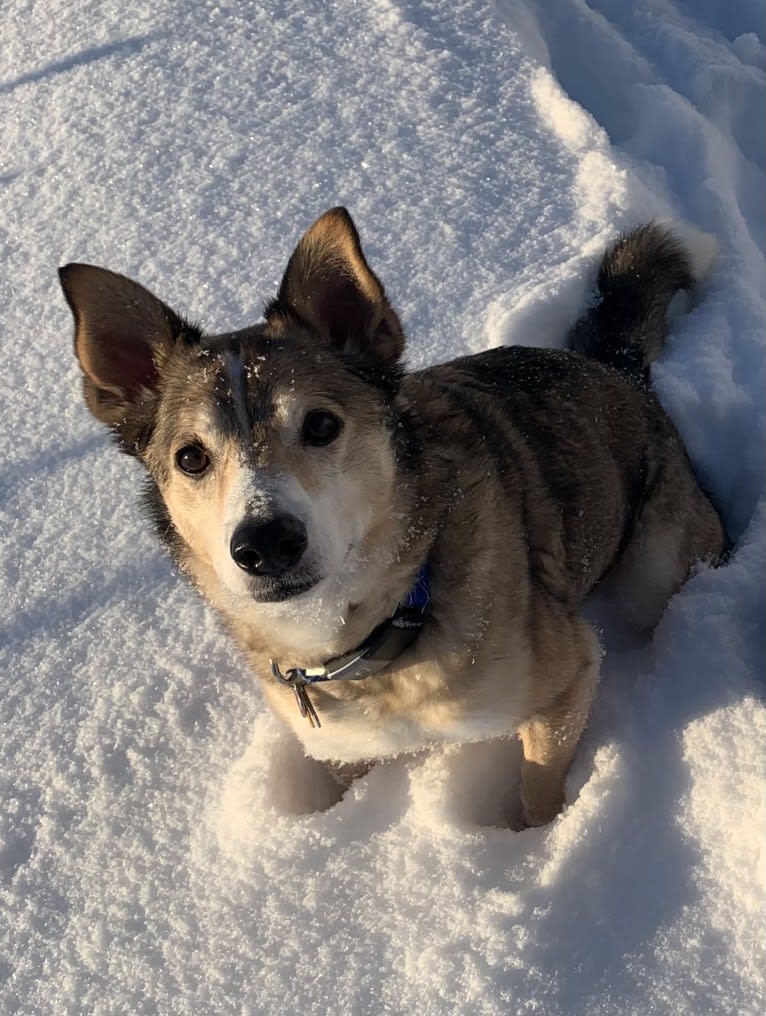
xmin=604 ymin=456 xmax=727 ymax=633
xmin=519 ymin=618 xmax=600 ymax=827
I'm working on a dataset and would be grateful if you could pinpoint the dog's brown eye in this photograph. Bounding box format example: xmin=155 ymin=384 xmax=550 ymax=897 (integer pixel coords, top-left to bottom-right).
xmin=175 ymin=444 xmax=210 ymax=475
xmin=302 ymin=410 xmax=342 ymax=447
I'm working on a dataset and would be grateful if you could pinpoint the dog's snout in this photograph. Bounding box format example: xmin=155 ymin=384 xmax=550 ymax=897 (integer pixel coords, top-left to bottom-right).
xmin=230 ymin=516 xmax=308 ymax=577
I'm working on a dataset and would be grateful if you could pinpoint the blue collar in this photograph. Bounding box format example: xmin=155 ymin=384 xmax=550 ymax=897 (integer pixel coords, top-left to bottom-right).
xmin=270 ymin=563 xmax=431 ymax=727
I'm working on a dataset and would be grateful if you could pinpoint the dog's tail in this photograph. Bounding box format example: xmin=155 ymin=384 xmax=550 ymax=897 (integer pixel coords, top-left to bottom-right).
xmin=569 ymin=222 xmax=716 ymax=385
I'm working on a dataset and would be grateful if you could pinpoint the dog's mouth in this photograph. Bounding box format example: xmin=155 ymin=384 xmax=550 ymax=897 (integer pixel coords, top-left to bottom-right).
xmin=248 ymin=572 xmax=321 ymax=603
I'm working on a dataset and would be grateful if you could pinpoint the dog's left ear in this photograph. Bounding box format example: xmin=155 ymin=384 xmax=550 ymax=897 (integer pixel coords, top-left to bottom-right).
xmin=267 ymin=207 xmax=405 ymax=365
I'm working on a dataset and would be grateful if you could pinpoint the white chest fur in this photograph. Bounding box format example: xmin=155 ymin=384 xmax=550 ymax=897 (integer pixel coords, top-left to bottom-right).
xmin=287 ymin=676 xmax=528 ymax=764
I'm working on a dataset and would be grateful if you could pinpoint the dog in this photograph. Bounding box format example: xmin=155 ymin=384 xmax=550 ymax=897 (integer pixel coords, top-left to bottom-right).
xmin=59 ymin=209 xmax=726 ymax=826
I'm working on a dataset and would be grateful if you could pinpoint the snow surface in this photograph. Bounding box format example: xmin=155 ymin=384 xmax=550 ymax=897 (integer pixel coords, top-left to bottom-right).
xmin=1 ymin=1 xmax=764 ymax=1013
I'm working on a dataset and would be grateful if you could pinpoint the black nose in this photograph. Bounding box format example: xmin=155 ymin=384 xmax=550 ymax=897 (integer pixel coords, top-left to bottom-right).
xmin=230 ymin=516 xmax=308 ymax=577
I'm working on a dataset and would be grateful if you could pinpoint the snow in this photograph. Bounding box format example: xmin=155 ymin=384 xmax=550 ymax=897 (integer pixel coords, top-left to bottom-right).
xmin=1 ymin=1 xmax=763 ymax=1013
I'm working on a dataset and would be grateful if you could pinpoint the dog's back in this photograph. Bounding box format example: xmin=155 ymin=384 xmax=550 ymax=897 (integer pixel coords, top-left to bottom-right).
xmin=402 ymin=224 xmax=726 ymax=621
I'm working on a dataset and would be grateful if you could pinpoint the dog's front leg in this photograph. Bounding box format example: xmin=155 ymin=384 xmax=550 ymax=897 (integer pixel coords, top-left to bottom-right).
xmin=266 ymin=735 xmax=370 ymax=813
xmin=518 ymin=621 xmax=600 ymax=827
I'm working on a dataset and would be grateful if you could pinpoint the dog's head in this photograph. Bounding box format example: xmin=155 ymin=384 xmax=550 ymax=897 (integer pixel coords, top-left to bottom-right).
xmin=60 ymin=209 xmax=415 ymax=644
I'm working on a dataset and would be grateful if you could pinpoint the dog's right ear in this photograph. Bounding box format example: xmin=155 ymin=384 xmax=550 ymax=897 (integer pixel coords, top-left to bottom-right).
xmin=59 ymin=264 xmax=189 ymax=430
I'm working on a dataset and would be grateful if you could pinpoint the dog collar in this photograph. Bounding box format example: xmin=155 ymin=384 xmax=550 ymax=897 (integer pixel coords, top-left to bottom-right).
xmin=270 ymin=564 xmax=431 ymax=728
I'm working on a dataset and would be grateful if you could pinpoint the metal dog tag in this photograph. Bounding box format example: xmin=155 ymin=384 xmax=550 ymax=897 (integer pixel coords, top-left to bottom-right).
xmin=292 ymin=682 xmax=321 ymax=728
xmin=271 ymin=660 xmax=322 ymax=728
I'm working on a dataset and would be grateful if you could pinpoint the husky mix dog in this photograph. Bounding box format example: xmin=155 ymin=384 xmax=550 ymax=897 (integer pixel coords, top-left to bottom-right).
xmin=60 ymin=209 xmax=726 ymax=826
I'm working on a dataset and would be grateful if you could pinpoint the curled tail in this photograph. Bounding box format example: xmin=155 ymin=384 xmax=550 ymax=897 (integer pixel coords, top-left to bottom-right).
xmin=570 ymin=222 xmax=707 ymax=385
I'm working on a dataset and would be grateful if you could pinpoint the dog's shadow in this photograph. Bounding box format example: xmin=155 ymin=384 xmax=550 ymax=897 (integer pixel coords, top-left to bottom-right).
xmin=438 ymin=737 xmax=525 ymax=829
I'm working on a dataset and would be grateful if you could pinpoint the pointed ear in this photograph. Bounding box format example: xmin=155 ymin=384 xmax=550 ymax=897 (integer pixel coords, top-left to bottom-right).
xmin=59 ymin=263 xmax=189 ymax=428
xmin=267 ymin=207 xmax=405 ymax=365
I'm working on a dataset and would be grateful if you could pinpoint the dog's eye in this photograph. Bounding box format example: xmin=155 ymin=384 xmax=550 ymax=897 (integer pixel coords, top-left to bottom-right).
xmin=302 ymin=410 xmax=342 ymax=447
xmin=175 ymin=443 xmax=211 ymax=475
